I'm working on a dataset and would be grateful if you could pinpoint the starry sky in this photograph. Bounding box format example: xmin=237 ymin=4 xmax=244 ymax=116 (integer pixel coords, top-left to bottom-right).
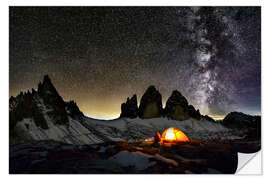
xmin=9 ymin=7 xmax=261 ymax=120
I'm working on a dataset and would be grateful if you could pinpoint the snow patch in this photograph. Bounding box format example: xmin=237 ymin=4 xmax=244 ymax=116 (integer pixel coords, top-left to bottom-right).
xmin=109 ymin=151 xmax=156 ymax=170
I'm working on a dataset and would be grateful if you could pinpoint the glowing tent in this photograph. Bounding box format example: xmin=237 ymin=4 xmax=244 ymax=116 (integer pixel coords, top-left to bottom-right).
xmin=161 ymin=127 xmax=190 ymax=142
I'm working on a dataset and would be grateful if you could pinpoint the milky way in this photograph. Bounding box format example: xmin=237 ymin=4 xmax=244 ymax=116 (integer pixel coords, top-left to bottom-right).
xmin=9 ymin=7 xmax=261 ymax=119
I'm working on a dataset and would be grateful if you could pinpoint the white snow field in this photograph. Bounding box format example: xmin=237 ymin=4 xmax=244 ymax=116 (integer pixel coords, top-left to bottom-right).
xmin=83 ymin=116 xmax=234 ymax=143
xmin=14 ymin=106 xmax=237 ymax=145
xmin=13 ymin=95 xmax=104 ymax=145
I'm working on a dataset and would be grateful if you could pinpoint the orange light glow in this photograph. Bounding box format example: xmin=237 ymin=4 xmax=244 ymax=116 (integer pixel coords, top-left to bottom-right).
xmin=161 ymin=127 xmax=189 ymax=142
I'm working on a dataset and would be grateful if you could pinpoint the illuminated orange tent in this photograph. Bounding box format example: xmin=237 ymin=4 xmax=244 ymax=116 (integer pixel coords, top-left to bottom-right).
xmin=161 ymin=127 xmax=189 ymax=142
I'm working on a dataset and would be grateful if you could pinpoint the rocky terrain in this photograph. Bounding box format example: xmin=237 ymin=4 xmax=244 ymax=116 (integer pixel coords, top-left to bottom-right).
xmin=10 ymin=138 xmax=261 ymax=174
xmin=10 ymin=140 xmax=239 ymax=174
xmin=9 ymin=75 xmax=261 ymax=174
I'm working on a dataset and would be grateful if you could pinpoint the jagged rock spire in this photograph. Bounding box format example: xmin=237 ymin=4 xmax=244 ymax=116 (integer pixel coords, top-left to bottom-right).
xmin=120 ymin=94 xmax=138 ymax=118
xmin=164 ymin=90 xmax=201 ymax=120
xmin=9 ymin=75 xmax=86 ymax=131
xmin=120 ymin=86 xmax=202 ymax=120
xmin=66 ymin=100 xmax=84 ymax=118
xmin=138 ymin=86 xmax=163 ymax=119
xmin=164 ymin=90 xmax=189 ymax=120
xmin=38 ymin=75 xmax=60 ymax=97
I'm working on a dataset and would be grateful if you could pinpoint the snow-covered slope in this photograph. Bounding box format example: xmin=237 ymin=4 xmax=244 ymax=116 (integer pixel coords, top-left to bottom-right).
xmin=10 ymin=75 xmax=238 ymax=145
xmin=13 ymin=95 xmax=105 ymax=145
xmin=13 ymin=113 xmax=234 ymax=145
xmin=82 ymin=117 xmax=232 ymax=143
xmin=14 ymin=117 xmax=104 ymax=145
xmin=12 ymin=85 xmax=104 ymax=145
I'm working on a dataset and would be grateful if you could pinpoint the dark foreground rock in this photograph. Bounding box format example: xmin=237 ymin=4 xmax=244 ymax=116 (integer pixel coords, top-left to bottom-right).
xmin=9 ymin=139 xmax=260 ymax=174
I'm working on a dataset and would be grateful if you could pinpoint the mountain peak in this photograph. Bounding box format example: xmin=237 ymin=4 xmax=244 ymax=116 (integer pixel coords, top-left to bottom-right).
xmin=171 ymin=90 xmax=183 ymax=97
xmin=138 ymin=85 xmax=163 ymax=118
xmin=43 ymin=74 xmax=51 ymax=83
xmin=130 ymin=94 xmax=137 ymax=102
xmin=164 ymin=89 xmax=201 ymax=120
xmin=120 ymin=94 xmax=138 ymax=118
xmin=145 ymin=85 xmax=158 ymax=94
xmin=222 ymin=111 xmax=261 ymax=129
xmin=37 ymin=75 xmax=60 ymax=98
xmin=9 ymin=75 xmax=84 ymax=131
xmin=167 ymin=90 xmax=188 ymax=108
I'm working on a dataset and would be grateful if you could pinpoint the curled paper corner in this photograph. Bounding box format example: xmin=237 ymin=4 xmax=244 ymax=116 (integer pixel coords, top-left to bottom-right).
xmin=236 ymin=151 xmax=261 ymax=175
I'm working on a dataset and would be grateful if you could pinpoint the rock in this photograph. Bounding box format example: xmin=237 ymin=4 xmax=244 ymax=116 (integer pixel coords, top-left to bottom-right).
xmin=201 ymin=115 xmax=216 ymax=123
xmin=9 ymin=75 xmax=86 ymax=134
xmin=164 ymin=90 xmax=189 ymax=120
xmin=222 ymin=112 xmax=261 ymax=129
xmin=222 ymin=112 xmax=260 ymax=129
xmin=222 ymin=112 xmax=261 ymax=137
xmin=66 ymin=100 xmax=84 ymax=119
xmin=31 ymin=88 xmax=37 ymax=94
xmin=188 ymin=105 xmax=201 ymax=119
xmin=9 ymin=91 xmax=49 ymax=131
xmin=138 ymin=86 xmax=163 ymax=118
xmin=10 ymin=140 xmax=242 ymax=174
xmin=222 ymin=112 xmax=261 ymax=140
xmin=37 ymin=75 xmax=69 ymax=125
xmin=9 ymin=96 xmax=17 ymax=111
xmin=37 ymin=75 xmax=65 ymax=106
xmin=164 ymin=90 xmax=201 ymax=120
xmin=120 ymin=94 xmax=138 ymax=118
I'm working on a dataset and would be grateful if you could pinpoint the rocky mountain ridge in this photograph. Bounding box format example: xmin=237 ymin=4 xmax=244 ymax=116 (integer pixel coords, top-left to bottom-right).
xmin=120 ymin=85 xmax=261 ymax=133
xmin=9 ymin=75 xmax=261 ymax=145
xmin=121 ymin=86 xmax=203 ymax=120
xmin=9 ymin=75 xmax=85 ymax=140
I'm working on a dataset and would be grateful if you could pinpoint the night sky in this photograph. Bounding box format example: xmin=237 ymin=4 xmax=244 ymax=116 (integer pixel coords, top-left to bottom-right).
xmin=9 ymin=7 xmax=261 ymax=120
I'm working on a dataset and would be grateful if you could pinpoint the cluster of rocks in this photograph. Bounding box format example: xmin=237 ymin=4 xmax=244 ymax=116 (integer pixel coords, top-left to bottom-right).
xmin=9 ymin=75 xmax=84 ymax=132
xmin=120 ymin=85 xmax=202 ymax=120
xmin=10 ymin=140 xmax=242 ymax=174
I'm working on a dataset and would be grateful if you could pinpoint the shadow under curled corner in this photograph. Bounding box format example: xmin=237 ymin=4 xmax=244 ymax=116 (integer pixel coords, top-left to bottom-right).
xmin=236 ymin=151 xmax=261 ymax=174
